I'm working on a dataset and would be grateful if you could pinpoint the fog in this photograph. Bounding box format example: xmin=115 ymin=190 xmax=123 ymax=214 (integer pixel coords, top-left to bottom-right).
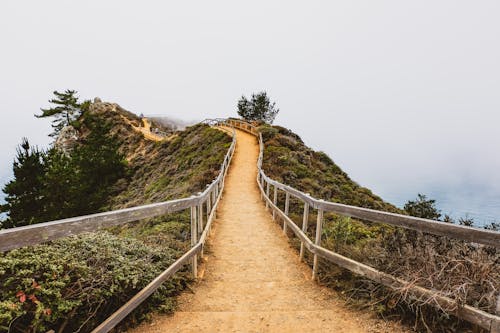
xmin=1 ymin=1 xmax=499 ymax=223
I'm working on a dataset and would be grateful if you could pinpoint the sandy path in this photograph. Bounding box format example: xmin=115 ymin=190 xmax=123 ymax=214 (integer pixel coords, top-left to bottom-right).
xmin=120 ymin=115 xmax=165 ymax=142
xmin=130 ymin=129 xmax=403 ymax=333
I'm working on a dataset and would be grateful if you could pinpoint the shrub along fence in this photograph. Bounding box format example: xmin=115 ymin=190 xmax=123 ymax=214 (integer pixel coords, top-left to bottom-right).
xmin=0 ymin=124 xmax=236 ymax=333
xmin=224 ymin=118 xmax=500 ymax=333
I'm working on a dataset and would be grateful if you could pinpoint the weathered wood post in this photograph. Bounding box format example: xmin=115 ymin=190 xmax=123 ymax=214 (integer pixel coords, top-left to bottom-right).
xmin=261 ymin=176 xmax=266 ymax=199
xmin=283 ymin=192 xmax=290 ymax=233
xmin=266 ymin=181 xmax=270 ymax=209
xmin=272 ymin=185 xmax=278 ymax=220
xmin=312 ymin=207 xmax=324 ymax=280
xmin=197 ymin=193 xmax=203 ymax=234
xmin=207 ymin=191 xmax=211 ymax=221
xmin=299 ymin=201 xmax=310 ymax=261
xmin=212 ymin=187 xmax=217 ymax=220
xmin=190 ymin=205 xmax=198 ymax=278
xmin=197 ymin=195 xmax=204 ymax=258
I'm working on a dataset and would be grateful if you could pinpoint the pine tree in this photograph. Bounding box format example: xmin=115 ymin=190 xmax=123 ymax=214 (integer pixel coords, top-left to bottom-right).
xmin=36 ymin=90 xmax=82 ymax=137
xmin=1 ymin=139 xmax=47 ymax=228
xmin=70 ymin=114 xmax=127 ymax=214
xmin=237 ymin=92 xmax=279 ymax=124
xmin=404 ymin=194 xmax=441 ymax=220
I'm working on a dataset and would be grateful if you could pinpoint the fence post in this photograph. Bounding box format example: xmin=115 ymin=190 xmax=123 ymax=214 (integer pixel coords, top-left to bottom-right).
xmin=260 ymin=175 xmax=265 ymax=200
xmin=266 ymin=181 xmax=270 ymax=208
xmin=190 ymin=205 xmax=198 ymax=278
xmin=197 ymin=198 xmax=204 ymax=258
xmin=207 ymin=191 xmax=211 ymax=221
xmin=299 ymin=202 xmax=310 ymax=261
xmin=312 ymin=208 xmax=323 ymax=280
xmin=212 ymin=187 xmax=217 ymax=220
xmin=283 ymin=192 xmax=290 ymax=233
xmin=272 ymin=185 xmax=278 ymax=220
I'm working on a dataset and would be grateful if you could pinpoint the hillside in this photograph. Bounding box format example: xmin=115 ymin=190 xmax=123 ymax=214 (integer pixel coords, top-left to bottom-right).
xmin=260 ymin=125 xmax=400 ymax=213
xmin=0 ymin=101 xmax=231 ymax=332
xmin=259 ymin=124 xmax=498 ymax=332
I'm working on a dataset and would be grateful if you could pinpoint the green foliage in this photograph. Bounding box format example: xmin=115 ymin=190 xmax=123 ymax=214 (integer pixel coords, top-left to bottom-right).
xmin=36 ymin=90 xmax=83 ymax=137
xmin=404 ymin=193 xmax=441 ymax=220
xmin=1 ymin=139 xmax=47 ymax=228
xmin=261 ymin=125 xmax=399 ymax=213
xmin=1 ymin=97 xmax=233 ymax=331
xmin=237 ymin=91 xmax=279 ymax=124
xmin=260 ymin=124 xmax=499 ymax=331
xmin=322 ymin=216 xmax=376 ymax=252
xmin=2 ymin=113 xmax=127 ymax=226
xmin=458 ymin=215 xmax=475 ymax=227
xmin=0 ymin=231 xmax=187 ymax=332
xmin=110 ymin=124 xmax=231 ymax=207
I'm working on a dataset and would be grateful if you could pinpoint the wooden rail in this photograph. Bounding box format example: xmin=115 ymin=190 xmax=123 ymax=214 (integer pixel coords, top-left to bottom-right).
xmin=224 ymin=118 xmax=500 ymax=333
xmin=0 ymin=123 xmax=237 ymax=333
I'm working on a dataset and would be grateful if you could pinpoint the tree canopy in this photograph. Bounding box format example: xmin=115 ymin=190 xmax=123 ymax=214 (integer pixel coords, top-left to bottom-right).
xmin=2 ymin=99 xmax=127 ymax=229
xmin=404 ymin=193 xmax=441 ymax=220
xmin=0 ymin=139 xmax=47 ymax=228
xmin=36 ymin=90 xmax=83 ymax=137
xmin=237 ymin=91 xmax=279 ymax=124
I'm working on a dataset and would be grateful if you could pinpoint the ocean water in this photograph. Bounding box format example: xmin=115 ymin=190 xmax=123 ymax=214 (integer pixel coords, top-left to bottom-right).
xmin=0 ymin=173 xmax=498 ymax=228
xmin=383 ymin=186 xmax=500 ymax=228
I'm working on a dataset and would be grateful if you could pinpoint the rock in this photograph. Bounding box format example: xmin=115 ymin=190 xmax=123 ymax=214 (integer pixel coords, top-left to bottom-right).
xmin=54 ymin=125 xmax=79 ymax=154
xmin=94 ymin=97 xmax=102 ymax=103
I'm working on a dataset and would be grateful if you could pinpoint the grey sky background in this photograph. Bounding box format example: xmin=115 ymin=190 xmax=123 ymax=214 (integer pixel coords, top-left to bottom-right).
xmin=1 ymin=1 xmax=499 ymax=222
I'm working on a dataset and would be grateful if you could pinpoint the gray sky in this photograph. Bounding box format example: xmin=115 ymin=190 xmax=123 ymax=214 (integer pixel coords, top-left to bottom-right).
xmin=1 ymin=1 xmax=499 ymax=220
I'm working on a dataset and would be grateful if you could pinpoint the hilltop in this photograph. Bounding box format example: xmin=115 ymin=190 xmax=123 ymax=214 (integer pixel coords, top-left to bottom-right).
xmin=257 ymin=124 xmax=498 ymax=332
xmin=0 ymin=100 xmax=231 ymax=332
xmin=1 ymin=107 xmax=497 ymax=333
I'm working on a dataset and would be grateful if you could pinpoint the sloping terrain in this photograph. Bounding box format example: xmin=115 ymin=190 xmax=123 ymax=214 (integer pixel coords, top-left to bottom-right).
xmin=260 ymin=125 xmax=400 ymax=213
xmin=259 ymin=124 xmax=499 ymax=332
xmin=0 ymin=103 xmax=232 ymax=333
xmin=130 ymin=128 xmax=408 ymax=333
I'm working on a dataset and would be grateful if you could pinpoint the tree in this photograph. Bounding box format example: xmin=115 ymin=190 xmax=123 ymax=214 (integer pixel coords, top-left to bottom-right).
xmin=458 ymin=215 xmax=474 ymax=227
xmin=404 ymin=194 xmax=441 ymax=220
xmin=237 ymin=91 xmax=279 ymax=124
xmin=2 ymin=105 xmax=128 ymax=228
xmin=36 ymin=90 xmax=82 ymax=137
xmin=1 ymin=139 xmax=47 ymax=228
xmin=70 ymin=114 xmax=127 ymax=214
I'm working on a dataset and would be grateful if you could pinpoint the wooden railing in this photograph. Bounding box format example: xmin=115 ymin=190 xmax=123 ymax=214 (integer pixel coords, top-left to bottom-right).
xmin=224 ymin=118 xmax=500 ymax=333
xmin=1 ymin=118 xmax=498 ymax=332
xmin=0 ymin=124 xmax=237 ymax=333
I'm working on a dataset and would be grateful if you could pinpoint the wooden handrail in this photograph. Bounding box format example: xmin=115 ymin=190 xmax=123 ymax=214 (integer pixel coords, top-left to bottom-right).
xmin=89 ymin=124 xmax=237 ymax=333
xmin=0 ymin=128 xmax=236 ymax=252
xmin=0 ymin=123 xmax=237 ymax=333
xmin=225 ymin=118 xmax=500 ymax=332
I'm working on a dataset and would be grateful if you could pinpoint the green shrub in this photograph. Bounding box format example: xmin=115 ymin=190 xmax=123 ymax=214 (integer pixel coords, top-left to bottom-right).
xmin=0 ymin=232 xmax=188 ymax=332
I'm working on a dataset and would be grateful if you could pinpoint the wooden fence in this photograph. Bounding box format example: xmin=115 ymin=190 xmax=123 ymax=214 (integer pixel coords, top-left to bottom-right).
xmin=1 ymin=118 xmax=498 ymax=332
xmin=0 ymin=124 xmax=236 ymax=333
xmin=225 ymin=118 xmax=500 ymax=333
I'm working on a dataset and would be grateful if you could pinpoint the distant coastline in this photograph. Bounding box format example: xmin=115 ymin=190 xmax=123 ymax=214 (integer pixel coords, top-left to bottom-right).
xmin=1 ymin=169 xmax=498 ymax=228
xmin=384 ymin=187 xmax=499 ymax=228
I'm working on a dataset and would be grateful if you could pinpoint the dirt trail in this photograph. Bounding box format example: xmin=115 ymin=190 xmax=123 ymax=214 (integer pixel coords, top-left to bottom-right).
xmin=120 ymin=116 xmax=165 ymax=142
xmin=130 ymin=129 xmax=405 ymax=333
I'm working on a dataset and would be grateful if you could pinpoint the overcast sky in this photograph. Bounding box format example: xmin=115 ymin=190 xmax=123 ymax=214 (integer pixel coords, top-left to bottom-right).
xmin=1 ymin=1 xmax=499 ymax=220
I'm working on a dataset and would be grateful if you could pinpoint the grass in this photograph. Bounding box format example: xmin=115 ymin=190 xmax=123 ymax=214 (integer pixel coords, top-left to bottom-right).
xmin=260 ymin=123 xmax=499 ymax=332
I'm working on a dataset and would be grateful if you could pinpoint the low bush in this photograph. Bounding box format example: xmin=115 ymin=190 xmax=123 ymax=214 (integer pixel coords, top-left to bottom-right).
xmin=0 ymin=230 xmax=189 ymax=333
xmin=261 ymin=125 xmax=499 ymax=332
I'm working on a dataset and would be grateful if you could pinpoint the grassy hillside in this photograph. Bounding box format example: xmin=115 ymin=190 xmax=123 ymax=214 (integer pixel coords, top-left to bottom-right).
xmin=260 ymin=125 xmax=400 ymax=213
xmin=259 ymin=124 xmax=498 ymax=332
xmin=0 ymin=102 xmax=231 ymax=333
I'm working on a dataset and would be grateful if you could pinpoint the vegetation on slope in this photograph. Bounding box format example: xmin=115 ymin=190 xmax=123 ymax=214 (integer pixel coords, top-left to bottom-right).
xmin=261 ymin=124 xmax=400 ymax=213
xmin=260 ymin=124 xmax=499 ymax=332
xmin=0 ymin=96 xmax=231 ymax=332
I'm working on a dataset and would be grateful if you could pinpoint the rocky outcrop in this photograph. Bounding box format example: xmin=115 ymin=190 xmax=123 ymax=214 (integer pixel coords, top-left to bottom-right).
xmin=54 ymin=125 xmax=79 ymax=154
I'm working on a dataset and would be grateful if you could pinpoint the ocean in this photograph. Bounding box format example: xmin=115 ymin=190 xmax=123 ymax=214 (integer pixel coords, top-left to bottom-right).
xmin=382 ymin=186 xmax=499 ymax=228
